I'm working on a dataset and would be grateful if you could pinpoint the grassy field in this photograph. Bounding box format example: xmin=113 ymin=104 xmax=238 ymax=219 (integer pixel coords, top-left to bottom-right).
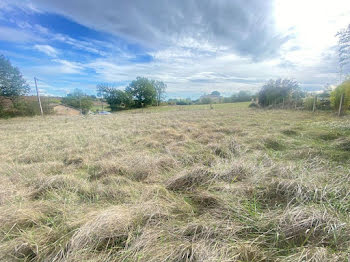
xmin=0 ymin=103 xmax=350 ymax=261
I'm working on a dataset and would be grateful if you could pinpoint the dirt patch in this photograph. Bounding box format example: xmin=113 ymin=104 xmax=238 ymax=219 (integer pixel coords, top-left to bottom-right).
xmin=54 ymin=105 xmax=80 ymax=116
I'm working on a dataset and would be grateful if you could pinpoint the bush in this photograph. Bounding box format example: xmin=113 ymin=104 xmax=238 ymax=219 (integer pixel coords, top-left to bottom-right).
xmin=330 ymin=80 xmax=350 ymax=112
xmin=304 ymin=97 xmax=321 ymax=111
xmin=318 ymin=99 xmax=331 ymax=110
xmin=258 ymin=79 xmax=303 ymax=108
xmin=0 ymin=97 xmax=53 ymax=118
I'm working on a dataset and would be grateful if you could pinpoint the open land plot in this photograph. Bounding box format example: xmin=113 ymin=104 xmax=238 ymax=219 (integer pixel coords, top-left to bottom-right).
xmin=0 ymin=103 xmax=350 ymax=261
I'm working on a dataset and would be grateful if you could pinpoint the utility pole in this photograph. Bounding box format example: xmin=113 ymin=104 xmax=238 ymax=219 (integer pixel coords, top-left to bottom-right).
xmin=79 ymin=96 xmax=82 ymax=114
xmin=34 ymin=77 xmax=43 ymax=116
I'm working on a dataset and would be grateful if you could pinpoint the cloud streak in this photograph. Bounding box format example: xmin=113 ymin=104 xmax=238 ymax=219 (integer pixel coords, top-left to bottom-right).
xmin=34 ymin=45 xmax=58 ymax=57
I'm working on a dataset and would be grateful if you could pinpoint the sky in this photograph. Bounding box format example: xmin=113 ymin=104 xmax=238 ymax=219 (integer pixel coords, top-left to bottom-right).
xmin=0 ymin=0 xmax=349 ymax=98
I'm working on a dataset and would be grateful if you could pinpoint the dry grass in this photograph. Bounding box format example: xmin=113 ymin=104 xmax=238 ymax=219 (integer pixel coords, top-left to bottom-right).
xmin=0 ymin=103 xmax=350 ymax=261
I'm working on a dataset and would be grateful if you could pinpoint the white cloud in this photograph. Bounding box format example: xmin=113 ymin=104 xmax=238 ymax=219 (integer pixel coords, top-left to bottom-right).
xmin=51 ymin=59 xmax=84 ymax=74
xmin=34 ymin=44 xmax=58 ymax=57
xmin=29 ymin=59 xmax=85 ymax=76
xmin=0 ymin=26 xmax=41 ymax=42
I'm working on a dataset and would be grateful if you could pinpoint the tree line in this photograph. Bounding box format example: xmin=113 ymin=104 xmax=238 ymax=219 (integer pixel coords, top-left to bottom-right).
xmin=96 ymin=77 xmax=166 ymax=111
xmin=167 ymin=91 xmax=252 ymax=106
xmin=62 ymin=77 xmax=350 ymax=114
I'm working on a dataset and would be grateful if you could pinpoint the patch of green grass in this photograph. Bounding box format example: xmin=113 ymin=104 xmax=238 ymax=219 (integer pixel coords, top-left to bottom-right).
xmin=263 ymin=138 xmax=286 ymax=151
xmin=316 ymin=131 xmax=342 ymax=141
xmin=281 ymin=129 xmax=299 ymax=136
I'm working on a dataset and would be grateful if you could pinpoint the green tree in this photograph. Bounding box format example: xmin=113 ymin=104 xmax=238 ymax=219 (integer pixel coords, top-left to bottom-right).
xmin=167 ymin=98 xmax=192 ymax=105
xmin=125 ymin=77 xmax=156 ymax=107
xmin=153 ymin=80 xmax=167 ymax=106
xmin=97 ymin=84 xmax=133 ymax=111
xmin=106 ymin=90 xmax=133 ymax=111
xmin=96 ymin=83 xmax=111 ymax=100
xmin=0 ymin=55 xmax=29 ymax=98
xmin=330 ymin=80 xmax=350 ymax=112
xmin=62 ymin=89 xmax=93 ymax=114
xmin=230 ymin=91 xmax=252 ymax=102
xmin=211 ymin=91 xmax=221 ymax=96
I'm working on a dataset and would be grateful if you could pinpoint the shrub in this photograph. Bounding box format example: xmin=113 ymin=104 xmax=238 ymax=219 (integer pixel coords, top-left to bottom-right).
xmin=0 ymin=97 xmax=53 ymax=118
xmin=304 ymin=97 xmax=321 ymax=111
xmin=330 ymin=80 xmax=350 ymax=112
xmin=258 ymin=79 xmax=303 ymax=108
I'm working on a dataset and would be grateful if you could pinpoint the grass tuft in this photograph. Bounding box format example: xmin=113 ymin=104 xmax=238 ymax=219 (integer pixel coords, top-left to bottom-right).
xmin=263 ymin=138 xmax=285 ymax=151
xmin=166 ymin=167 xmax=214 ymax=191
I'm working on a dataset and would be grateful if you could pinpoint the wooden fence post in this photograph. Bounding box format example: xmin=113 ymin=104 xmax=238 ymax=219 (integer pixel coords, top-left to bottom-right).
xmin=338 ymin=93 xmax=344 ymax=117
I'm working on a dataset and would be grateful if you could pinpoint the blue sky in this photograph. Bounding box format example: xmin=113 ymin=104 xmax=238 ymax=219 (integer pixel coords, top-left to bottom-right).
xmin=0 ymin=0 xmax=349 ymax=98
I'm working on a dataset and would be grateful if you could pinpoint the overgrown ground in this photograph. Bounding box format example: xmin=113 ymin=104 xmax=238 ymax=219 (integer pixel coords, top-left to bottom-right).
xmin=0 ymin=103 xmax=350 ymax=261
